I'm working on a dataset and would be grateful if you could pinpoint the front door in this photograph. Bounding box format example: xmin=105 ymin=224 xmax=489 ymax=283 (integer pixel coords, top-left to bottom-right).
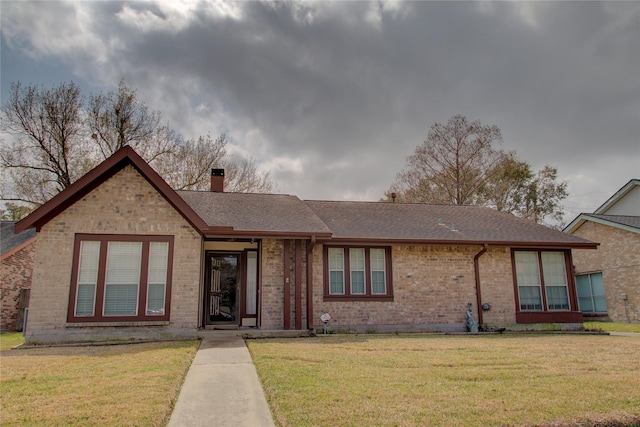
xmin=205 ymin=253 xmax=240 ymax=325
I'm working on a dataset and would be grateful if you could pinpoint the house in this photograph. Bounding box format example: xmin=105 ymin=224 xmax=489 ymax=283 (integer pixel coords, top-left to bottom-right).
xmin=1 ymin=221 xmax=36 ymax=331
xmin=15 ymin=146 xmax=597 ymax=343
xmin=564 ymin=179 xmax=640 ymax=322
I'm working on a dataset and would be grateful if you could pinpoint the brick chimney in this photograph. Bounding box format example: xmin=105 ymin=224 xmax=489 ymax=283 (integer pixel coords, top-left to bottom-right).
xmin=211 ymin=169 xmax=224 ymax=192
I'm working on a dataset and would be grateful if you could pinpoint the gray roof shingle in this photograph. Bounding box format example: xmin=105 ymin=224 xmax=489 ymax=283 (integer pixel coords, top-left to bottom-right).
xmin=304 ymin=200 xmax=595 ymax=246
xmin=177 ymin=191 xmax=332 ymax=235
xmin=584 ymin=214 xmax=640 ymax=230
xmin=1 ymin=221 xmax=36 ymax=255
xmin=176 ymin=190 xmax=595 ymax=247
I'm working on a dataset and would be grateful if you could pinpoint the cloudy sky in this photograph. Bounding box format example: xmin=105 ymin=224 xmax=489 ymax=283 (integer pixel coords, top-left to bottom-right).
xmin=1 ymin=0 xmax=638 ymax=225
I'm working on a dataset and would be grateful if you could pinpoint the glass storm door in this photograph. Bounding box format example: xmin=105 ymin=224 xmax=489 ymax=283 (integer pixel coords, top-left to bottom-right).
xmin=205 ymin=254 xmax=239 ymax=324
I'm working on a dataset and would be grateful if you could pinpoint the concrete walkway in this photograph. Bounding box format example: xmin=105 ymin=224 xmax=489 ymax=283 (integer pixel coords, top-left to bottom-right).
xmin=168 ymin=332 xmax=275 ymax=427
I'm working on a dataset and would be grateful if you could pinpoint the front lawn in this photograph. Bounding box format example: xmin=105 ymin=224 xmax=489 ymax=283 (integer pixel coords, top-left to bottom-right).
xmin=248 ymin=334 xmax=640 ymax=427
xmin=0 ymin=332 xmax=25 ymax=351
xmin=584 ymin=320 xmax=640 ymax=333
xmin=1 ymin=338 xmax=199 ymax=426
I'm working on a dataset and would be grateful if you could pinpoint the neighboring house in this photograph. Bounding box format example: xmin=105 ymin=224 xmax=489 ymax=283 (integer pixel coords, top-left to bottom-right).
xmin=564 ymin=179 xmax=640 ymax=323
xmin=15 ymin=147 xmax=597 ymax=343
xmin=1 ymin=221 xmax=36 ymax=331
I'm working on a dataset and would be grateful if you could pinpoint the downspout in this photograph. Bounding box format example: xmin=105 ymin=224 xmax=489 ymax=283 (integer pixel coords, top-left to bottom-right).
xmin=306 ymin=235 xmax=317 ymax=330
xmin=473 ymin=244 xmax=489 ymax=326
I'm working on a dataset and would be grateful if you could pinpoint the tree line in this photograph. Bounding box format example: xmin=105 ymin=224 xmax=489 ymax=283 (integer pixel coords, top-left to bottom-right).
xmin=2 ymin=81 xmax=567 ymax=227
xmin=0 ymin=81 xmax=276 ymax=220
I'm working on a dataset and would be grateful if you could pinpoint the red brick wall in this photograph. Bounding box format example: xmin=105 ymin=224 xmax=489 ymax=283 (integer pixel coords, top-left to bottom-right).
xmin=1 ymin=240 xmax=35 ymax=331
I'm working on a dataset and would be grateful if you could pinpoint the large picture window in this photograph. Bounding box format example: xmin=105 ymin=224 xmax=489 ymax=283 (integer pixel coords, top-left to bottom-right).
xmin=323 ymin=246 xmax=393 ymax=301
xmin=68 ymin=234 xmax=173 ymax=323
xmin=514 ymin=250 xmax=571 ymax=312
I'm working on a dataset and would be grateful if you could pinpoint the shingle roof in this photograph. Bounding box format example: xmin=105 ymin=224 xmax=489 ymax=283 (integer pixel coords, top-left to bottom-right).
xmin=304 ymin=200 xmax=596 ymax=247
xmin=176 ymin=191 xmax=332 ymax=237
xmin=1 ymin=221 xmax=36 ymax=256
xmin=176 ymin=190 xmax=596 ymax=247
xmin=564 ymin=213 xmax=640 ymax=235
xmin=586 ymin=214 xmax=640 ymax=230
xmin=12 ymin=146 xmax=596 ymax=249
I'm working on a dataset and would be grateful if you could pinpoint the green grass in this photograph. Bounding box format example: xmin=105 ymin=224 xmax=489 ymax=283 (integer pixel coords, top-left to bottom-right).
xmin=1 ymin=339 xmax=200 ymax=426
xmin=584 ymin=320 xmax=640 ymax=333
xmin=248 ymin=334 xmax=640 ymax=427
xmin=0 ymin=332 xmax=25 ymax=351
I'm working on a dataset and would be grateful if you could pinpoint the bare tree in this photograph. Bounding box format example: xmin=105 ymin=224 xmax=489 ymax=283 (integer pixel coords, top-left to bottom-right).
xmin=386 ymin=114 xmax=568 ymax=225
xmin=156 ymin=133 xmax=279 ymax=193
xmin=1 ymin=81 xmax=279 ymax=219
xmin=389 ymin=114 xmax=507 ymax=204
xmin=87 ymin=80 xmax=179 ymax=164
xmin=225 ymin=157 xmax=278 ymax=193
xmin=155 ymin=133 xmax=227 ymax=190
xmin=0 ymin=82 xmax=93 ymax=206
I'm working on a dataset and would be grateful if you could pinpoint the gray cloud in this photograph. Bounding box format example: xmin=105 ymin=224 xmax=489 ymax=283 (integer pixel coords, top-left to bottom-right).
xmin=1 ymin=0 xmax=638 ymax=220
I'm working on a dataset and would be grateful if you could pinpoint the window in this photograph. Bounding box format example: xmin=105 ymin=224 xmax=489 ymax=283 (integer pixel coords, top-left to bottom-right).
xmin=514 ymin=250 xmax=571 ymax=312
xmin=541 ymin=252 xmax=569 ymax=310
xmin=350 ymin=248 xmax=365 ymax=294
xmin=146 ymin=242 xmax=169 ymax=316
xmin=514 ymin=251 xmax=543 ymax=310
xmin=324 ymin=246 xmax=393 ymax=301
xmin=576 ymin=272 xmax=607 ymax=313
xmin=75 ymin=241 xmax=100 ymax=317
xmin=68 ymin=234 xmax=173 ymax=323
xmin=104 ymin=242 xmax=142 ymax=316
xmin=328 ymin=247 xmax=345 ymax=294
xmin=245 ymin=251 xmax=258 ymax=316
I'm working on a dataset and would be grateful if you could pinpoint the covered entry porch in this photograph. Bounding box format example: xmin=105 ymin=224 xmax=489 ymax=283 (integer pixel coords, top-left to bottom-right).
xmin=199 ymin=238 xmax=317 ymax=331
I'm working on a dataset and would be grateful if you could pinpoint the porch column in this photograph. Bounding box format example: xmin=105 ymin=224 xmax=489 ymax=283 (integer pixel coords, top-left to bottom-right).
xmin=306 ymin=237 xmax=315 ymax=330
xmin=283 ymin=240 xmax=291 ymax=330
xmin=295 ymin=240 xmax=303 ymax=329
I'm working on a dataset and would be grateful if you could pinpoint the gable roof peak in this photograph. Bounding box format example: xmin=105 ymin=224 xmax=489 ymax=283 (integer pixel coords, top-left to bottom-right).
xmin=594 ymin=178 xmax=640 ymax=214
xmin=14 ymin=145 xmax=207 ymax=234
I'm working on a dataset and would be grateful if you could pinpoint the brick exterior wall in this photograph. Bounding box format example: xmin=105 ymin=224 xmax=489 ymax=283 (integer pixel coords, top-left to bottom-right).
xmin=23 ymin=161 xmax=589 ymax=341
xmin=26 ymin=165 xmax=202 ymax=343
xmin=258 ymin=242 xmax=519 ymax=332
xmin=571 ymin=221 xmax=640 ymax=322
xmin=259 ymin=239 xmax=309 ymax=330
xmin=1 ymin=240 xmax=35 ymax=331
xmin=311 ymin=245 xmax=516 ymax=332
xmin=476 ymin=247 xmax=518 ymax=327
xmin=260 ymin=239 xmax=285 ymax=329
